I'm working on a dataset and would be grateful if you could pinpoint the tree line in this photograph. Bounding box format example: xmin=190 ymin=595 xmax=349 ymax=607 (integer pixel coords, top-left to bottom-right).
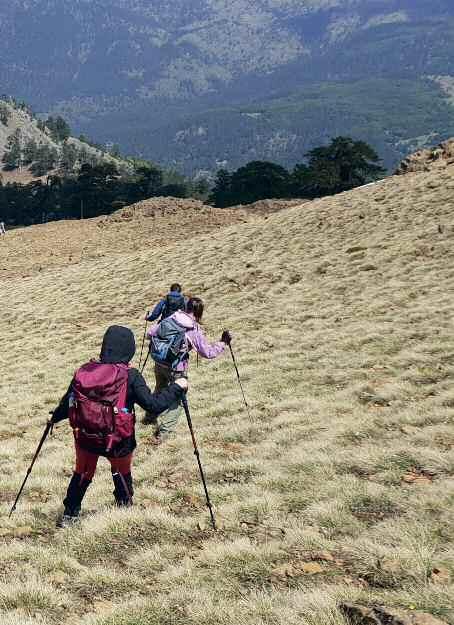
xmin=1 ymin=132 xmax=385 ymax=226
xmin=0 ymin=160 xmax=204 ymax=226
xmin=209 ymin=137 xmax=385 ymax=207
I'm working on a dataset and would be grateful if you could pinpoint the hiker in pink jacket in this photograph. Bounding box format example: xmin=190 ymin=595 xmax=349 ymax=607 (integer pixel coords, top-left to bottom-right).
xmin=144 ymin=297 xmax=232 ymax=444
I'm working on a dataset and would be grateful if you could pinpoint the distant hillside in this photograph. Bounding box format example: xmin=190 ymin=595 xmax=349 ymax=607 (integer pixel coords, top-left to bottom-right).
xmin=92 ymin=78 xmax=454 ymax=174
xmin=0 ymin=99 xmax=127 ymax=183
xmin=1 ymin=1 xmax=454 ymax=173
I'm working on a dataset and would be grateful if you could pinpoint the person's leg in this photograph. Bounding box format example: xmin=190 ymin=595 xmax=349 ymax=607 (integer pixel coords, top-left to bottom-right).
xmin=155 ymin=368 xmax=185 ymax=441
xmin=58 ymin=445 xmax=98 ymax=527
xmin=142 ymin=363 xmax=168 ymax=427
xmin=156 ymin=399 xmax=183 ymax=440
xmin=154 ymin=363 xmax=170 ymax=393
xmin=74 ymin=445 xmax=99 ymax=482
xmin=110 ymin=454 xmax=134 ymax=506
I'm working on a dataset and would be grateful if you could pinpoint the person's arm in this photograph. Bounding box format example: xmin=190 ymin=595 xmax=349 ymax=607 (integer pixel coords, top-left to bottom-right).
xmin=146 ymin=300 xmax=165 ymax=322
xmin=146 ymin=323 xmax=159 ymax=340
xmin=51 ymin=381 xmax=73 ymax=423
xmin=129 ymin=369 xmax=186 ymax=414
xmin=187 ymin=325 xmax=226 ymax=359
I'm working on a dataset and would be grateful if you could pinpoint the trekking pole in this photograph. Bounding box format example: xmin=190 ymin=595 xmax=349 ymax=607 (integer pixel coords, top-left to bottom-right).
xmin=9 ymin=420 xmax=53 ymax=517
xmin=140 ymin=349 xmax=150 ymax=374
xmin=228 ymin=344 xmax=252 ymax=420
xmin=138 ymin=317 xmax=148 ymax=370
xmin=181 ymin=395 xmax=217 ymax=531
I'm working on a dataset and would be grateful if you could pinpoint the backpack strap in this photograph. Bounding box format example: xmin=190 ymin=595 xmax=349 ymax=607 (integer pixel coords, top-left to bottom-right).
xmin=162 ymin=294 xmax=171 ymax=319
xmin=115 ymin=364 xmax=129 ymax=412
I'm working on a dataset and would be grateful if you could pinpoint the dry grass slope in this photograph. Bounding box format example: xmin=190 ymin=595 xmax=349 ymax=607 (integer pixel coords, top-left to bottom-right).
xmin=1 ymin=164 xmax=454 ymax=624
xmin=0 ymin=197 xmax=249 ymax=280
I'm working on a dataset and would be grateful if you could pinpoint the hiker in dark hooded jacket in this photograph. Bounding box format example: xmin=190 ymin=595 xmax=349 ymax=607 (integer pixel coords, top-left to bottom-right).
xmin=146 ymin=283 xmax=187 ymax=322
xmin=51 ymin=325 xmax=188 ymax=527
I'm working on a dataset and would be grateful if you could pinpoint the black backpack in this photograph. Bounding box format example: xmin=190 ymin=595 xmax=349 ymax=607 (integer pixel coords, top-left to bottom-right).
xmin=162 ymin=293 xmax=185 ymax=319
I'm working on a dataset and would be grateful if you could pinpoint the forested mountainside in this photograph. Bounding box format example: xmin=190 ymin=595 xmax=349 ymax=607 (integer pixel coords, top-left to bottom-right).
xmin=1 ymin=0 xmax=454 ymax=172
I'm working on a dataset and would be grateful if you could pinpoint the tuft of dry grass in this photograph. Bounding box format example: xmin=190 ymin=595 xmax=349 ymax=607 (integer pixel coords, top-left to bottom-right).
xmin=1 ymin=163 xmax=454 ymax=623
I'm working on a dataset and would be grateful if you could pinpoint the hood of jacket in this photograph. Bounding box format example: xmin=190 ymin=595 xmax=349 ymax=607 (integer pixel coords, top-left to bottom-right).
xmin=172 ymin=310 xmax=196 ymax=330
xmin=100 ymin=325 xmax=136 ymax=364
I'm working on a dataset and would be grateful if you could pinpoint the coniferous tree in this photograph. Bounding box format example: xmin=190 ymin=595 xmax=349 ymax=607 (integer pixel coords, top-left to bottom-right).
xmin=134 ymin=162 xmax=163 ymax=197
xmin=0 ymin=103 xmax=11 ymax=126
xmin=158 ymin=183 xmax=188 ymax=198
xmin=23 ymin=139 xmax=39 ymax=165
xmin=45 ymin=116 xmax=71 ymax=142
xmin=209 ymin=169 xmax=232 ymax=207
xmin=60 ymin=141 xmax=79 ymax=172
xmin=30 ymin=144 xmax=58 ymax=176
xmin=2 ymin=128 xmax=22 ymax=170
xmin=229 ymin=161 xmax=290 ymax=205
xmin=292 ymin=136 xmax=386 ymax=198
xmin=193 ymin=178 xmax=210 ymax=199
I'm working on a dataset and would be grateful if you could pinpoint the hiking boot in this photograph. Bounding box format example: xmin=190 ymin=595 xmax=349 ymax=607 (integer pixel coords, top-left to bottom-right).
xmin=61 ymin=472 xmax=91 ymax=520
xmin=112 ymin=472 xmax=133 ymax=507
xmin=149 ymin=434 xmax=163 ymax=446
xmin=56 ymin=511 xmax=80 ymax=529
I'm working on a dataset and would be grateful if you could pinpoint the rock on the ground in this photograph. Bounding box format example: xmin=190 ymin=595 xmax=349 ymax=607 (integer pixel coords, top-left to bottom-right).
xmin=340 ymin=603 xmax=449 ymax=625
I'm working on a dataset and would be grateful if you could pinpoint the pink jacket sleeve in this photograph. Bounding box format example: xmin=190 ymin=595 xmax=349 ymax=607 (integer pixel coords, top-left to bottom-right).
xmin=187 ymin=325 xmax=225 ymax=359
xmin=147 ymin=325 xmax=158 ymax=339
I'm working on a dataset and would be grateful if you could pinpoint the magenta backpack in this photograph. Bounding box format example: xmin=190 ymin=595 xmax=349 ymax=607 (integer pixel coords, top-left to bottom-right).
xmin=69 ymin=361 xmax=134 ymax=453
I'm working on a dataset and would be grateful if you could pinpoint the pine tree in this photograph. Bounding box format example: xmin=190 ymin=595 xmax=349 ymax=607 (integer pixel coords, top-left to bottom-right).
xmin=60 ymin=141 xmax=78 ymax=172
xmin=209 ymin=169 xmax=232 ymax=207
xmin=229 ymin=161 xmax=290 ymax=205
xmin=0 ymin=103 xmax=11 ymax=126
xmin=292 ymin=136 xmax=386 ymax=198
xmin=23 ymin=139 xmax=39 ymax=165
xmin=2 ymin=128 xmax=22 ymax=170
xmin=45 ymin=116 xmax=71 ymax=142
xmin=30 ymin=144 xmax=58 ymax=176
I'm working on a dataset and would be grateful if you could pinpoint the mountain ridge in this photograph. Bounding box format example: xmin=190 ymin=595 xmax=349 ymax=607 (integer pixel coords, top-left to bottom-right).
xmin=1 ymin=1 xmax=454 ymax=172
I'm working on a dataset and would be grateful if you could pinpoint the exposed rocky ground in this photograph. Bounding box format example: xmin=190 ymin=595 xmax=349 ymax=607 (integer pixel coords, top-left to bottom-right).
xmin=396 ymin=138 xmax=454 ymax=174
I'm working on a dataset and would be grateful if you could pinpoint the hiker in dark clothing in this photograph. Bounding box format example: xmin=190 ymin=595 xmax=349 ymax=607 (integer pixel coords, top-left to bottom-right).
xmin=51 ymin=325 xmax=188 ymax=527
xmin=146 ymin=283 xmax=187 ymax=322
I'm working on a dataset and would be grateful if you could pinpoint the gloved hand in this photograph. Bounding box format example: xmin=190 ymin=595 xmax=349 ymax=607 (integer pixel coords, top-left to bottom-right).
xmin=221 ymin=330 xmax=232 ymax=345
xmin=145 ymin=311 xmax=150 ymax=320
